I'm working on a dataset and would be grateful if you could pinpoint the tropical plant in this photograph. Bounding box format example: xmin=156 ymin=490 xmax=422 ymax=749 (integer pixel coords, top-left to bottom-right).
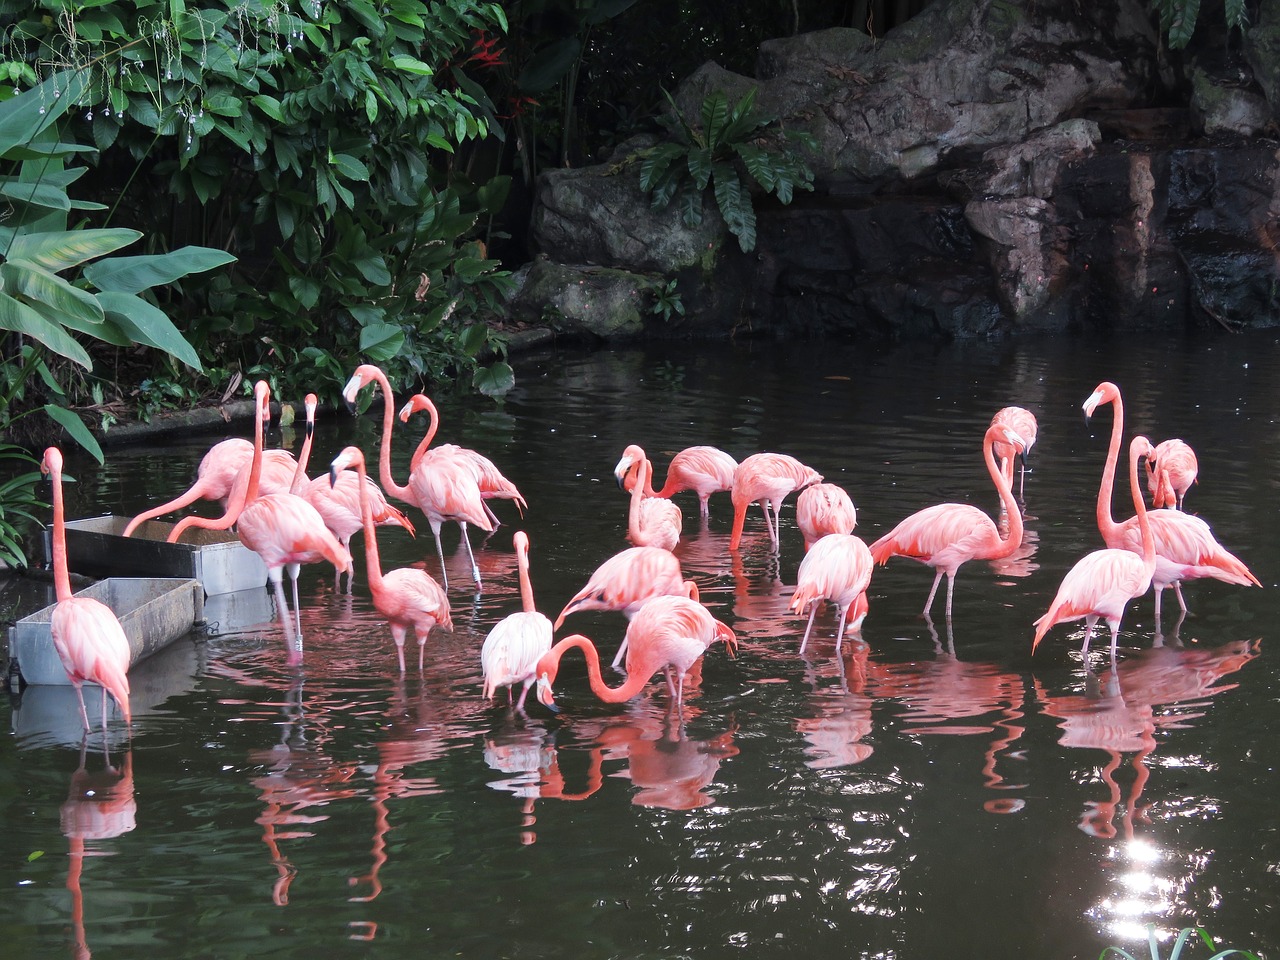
xmin=638 ymin=86 xmax=815 ymax=253
xmin=650 ymin=278 xmax=684 ymax=321
xmin=1099 ymin=924 xmax=1260 ymax=960
xmin=1150 ymin=0 xmax=1248 ymax=49
xmin=0 ymin=0 xmax=517 ymax=407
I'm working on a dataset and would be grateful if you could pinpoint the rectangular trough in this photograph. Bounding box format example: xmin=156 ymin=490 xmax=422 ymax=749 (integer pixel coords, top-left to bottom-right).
xmin=7 ymin=578 xmax=204 ymax=686
xmin=43 ymin=515 xmax=268 ymax=596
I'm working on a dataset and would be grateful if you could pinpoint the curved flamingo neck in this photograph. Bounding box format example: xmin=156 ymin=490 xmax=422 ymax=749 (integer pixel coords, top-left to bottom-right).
xmin=289 ymin=397 xmax=316 ymax=495
xmin=408 ymin=396 xmax=440 ymax=472
xmin=627 ymin=458 xmax=651 ymax=543
xmin=46 ymin=452 xmax=72 ymax=603
xmin=243 ymin=385 xmax=267 ymax=506
xmin=368 ymin=368 xmax=411 ymax=502
xmin=516 ymin=537 xmax=536 ymax=613
xmin=547 ymin=635 xmax=652 ymax=703
xmin=983 ymin=426 xmax=1023 ymax=560
xmin=1096 ymin=392 xmax=1125 ymax=540
xmin=1128 ymin=439 xmax=1155 ymax=569
xmin=348 ymin=451 xmax=388 ymax=594
xmin=172 ymin=387 xmax=264 ymax=542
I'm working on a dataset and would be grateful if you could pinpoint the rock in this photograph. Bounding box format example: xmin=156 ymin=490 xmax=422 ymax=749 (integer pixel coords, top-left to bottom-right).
xmin=1190 ymin=67 xmax=1272 ymax=136
xmin=507 ymin=258 xmax=665 ymax=340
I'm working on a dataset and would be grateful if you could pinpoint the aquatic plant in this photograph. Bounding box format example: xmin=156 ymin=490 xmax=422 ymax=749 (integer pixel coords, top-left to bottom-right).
xmin=1099 ymin=924 xmax=1260 ymax=960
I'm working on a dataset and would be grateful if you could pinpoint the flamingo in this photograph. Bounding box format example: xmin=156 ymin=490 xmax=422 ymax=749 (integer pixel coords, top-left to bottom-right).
xmin=795 ymin=482 xmax=857 ymax=551
xmin=990 ymin=406 xmax=1038 ymax=498
xmin=1145 ymin=438 xmax=1198 ymax=510
xmin=728 ymin=452 xmax=824 ymax=551
xmin=623 ymin=454 xmax=682 ymax=551
xmin=1033 ymin=435 xmax=1158 ymax=660
xmin=290 ymin=394 xmax=415 ymax=592
xmin=788 ymin=533 xmax=874 ymax=654
xmin=614 ymin=443 xmax=737 ymax=521
xmin=870 ymin=422 xmax=1026 ymax=621
xmin=329 ymin=446 xmax=452 ymax=671
xmin=481 ymin=531 xmax=553 ymax=711
xmin=535 ymin=595 xmax=737 ymax=712
xmin=1084 ymin=382 xmax=1259 ymax=622
xmin=43 ymin=446 xmax=133 ymax=732
xmin=184 ymin=381 xmax=351 ymax=659
xmin=398 ymin=392 xmax=527 ymax=524
xmin=341 ymin=365 xmax=493 ymax=590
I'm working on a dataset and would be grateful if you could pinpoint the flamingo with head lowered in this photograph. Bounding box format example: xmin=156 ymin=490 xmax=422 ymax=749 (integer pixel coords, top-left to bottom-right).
xmin=614 ymin=443 xmax=737 ymax=522
xmin=481 ymin=531 xmax=553 ymax=712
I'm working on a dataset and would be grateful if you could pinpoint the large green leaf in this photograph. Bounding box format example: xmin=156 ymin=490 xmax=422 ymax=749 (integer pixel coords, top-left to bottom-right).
xmin=473 ymin=361 xmax=515 ymax=398
xmin=42 ymin=404 xmax=103 ymax=465
xmin=0 ymin=292 xmax=93 ymax=367
xmin=0 ymin=259 xmax=105 ymax=326
xmin=0 ymin=71 xmax=90 ymax=157
xmin=83 ymin=245 xmax=237 ymax=293
xmin=517 ymin=38 xmax=581 ymax=93
xmin=358 ymin=322 xmax=404 ymax=362
xmin=6 ymin=228 xmax=141 ymax=272
xmin=0 ymin=179 xmax=71 ymax=213
xmin=96 ymin=291 xmax=203 ymax=370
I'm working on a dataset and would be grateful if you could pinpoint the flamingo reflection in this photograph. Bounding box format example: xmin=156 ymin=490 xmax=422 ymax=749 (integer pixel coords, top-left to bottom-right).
xmin=1034 ymin=632 xmax=1260 ymax=839
xmin=61 ymin=737 xmax=136 ymax=960
xmin=867 ymin=617 xmax=1028 ymax=809
xmin=795 ymin=641 xmax=875 ymax=769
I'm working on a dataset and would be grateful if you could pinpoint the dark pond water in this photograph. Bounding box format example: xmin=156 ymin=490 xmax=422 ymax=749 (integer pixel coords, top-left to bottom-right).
xmin=3 ymin=331 xmax=1278 ymax=959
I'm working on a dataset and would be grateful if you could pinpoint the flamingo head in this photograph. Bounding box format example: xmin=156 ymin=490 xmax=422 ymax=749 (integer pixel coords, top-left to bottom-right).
xmin=1082 ymin=381 xmax=1120 ymax=419
xmin=329 ymin=446 xmax=364 ymax=488
xmin=254 ymin=380 xmax=272 ymax=424
xmin=613 ymin=445 xmax=646 ymax=490
xmin=398 ymin=394 xmax=436 ymax=424
xmin=714 ymin=619 xmax=738 ymax=658
xmin=40 ymin=446 xmax=63 ymax=478
xmin=534 ymin=664 xmax=560 ymax=712
xmin=341 ymin=364 xmax=383 ymax=407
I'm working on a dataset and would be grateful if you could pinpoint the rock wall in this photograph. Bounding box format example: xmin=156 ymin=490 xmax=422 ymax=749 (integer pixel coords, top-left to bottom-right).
xmin=512 ymin=0 xmax=1280 ymax=341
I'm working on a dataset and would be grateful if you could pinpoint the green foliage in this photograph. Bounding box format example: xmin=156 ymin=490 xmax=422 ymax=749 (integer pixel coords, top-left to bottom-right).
xmin=0 ymin=71 xmax=232 ymax=465
xmin=1100 ymin=924 xmax=1259 ymax=960
xmin=0 ymin=0 xmax=516 ymax=407
xmin=1151 ymin=0 xmax=1248 ymax=49
xmin=650 ymin=278 xmax=684 ymax=321
xmin=0 ymin=444 xmax=44 ymax=567
xmin=639 ymin=87 xmax=814 ymax=253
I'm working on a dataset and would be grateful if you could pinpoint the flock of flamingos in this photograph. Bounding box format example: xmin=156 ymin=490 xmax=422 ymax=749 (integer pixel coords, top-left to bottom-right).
xmin=41 ymin=365 xmax=1262 ymax=735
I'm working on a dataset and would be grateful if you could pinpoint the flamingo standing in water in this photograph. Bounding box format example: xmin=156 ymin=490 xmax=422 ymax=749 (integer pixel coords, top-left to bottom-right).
xmin=795 ymin=482 xmax=857 ymax=551
xmin=341 ymin=365 xmax=493 ymax=590
xmin=870 ymin=422 xmax=1026 ymax=621
xmin=1145 ymin=438 xmax=1198 ymax=510
xmin=481 ymin=531 xmax=553 ymax=711
xmin=728 ymin=452 xmax=824 ymax=551
xmin=1033 ymin=436 xmax=1157 ymax=660
xmin=623 ymin=454 xmax=682 ymax=551
xmin=789 ymin=533 xmax=874 ymax=655
xmin=43 ymin=446 xmax=133 ymax=732
xmin=990 ymin=406 xmax=1038 ymax=498
xmin=615 ymin=444 xmax=737 ymax=521
xmin=535 ymin=595 xmax=737 ymax=712
xmin=290 ymin=394 xmax=415 ymax=592
xmin=329 ymin=446 xmax=451 ymax=672
xmin=1083 ymin=381 xmax=1258 ymax=622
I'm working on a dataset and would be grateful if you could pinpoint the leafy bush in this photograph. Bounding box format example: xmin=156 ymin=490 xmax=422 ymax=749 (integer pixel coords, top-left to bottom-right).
xmin=638 ymin=86 xmax=814 ymax=253
xmin=0 ymin=0 xmax=517 ymax=406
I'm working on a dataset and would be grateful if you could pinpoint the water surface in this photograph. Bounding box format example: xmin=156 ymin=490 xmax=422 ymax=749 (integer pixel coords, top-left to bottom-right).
xmin=4 ymin=331 xmax=1276 ymax=959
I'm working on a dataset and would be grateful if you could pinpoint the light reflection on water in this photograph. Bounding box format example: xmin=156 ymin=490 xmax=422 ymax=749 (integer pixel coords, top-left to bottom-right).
xmin=3 ymin=332 xmax=1277 ymax=959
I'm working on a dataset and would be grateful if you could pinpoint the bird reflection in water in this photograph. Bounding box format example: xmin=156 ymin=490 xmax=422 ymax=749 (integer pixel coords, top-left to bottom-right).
xmin=990 ymin=518 xmax=1040 ymax=580
xmin=1032 ymin=628 xmax=1260 ymax=941
xmin=61 ymin=736 xmax=136 ymax=960
xmin=867 ymin=616 xmax=1028 ymax=811
xmin=729 ymin=548 xmax=797 ymax=645
xmin=795 ymin=640 xmax=875 ymax=769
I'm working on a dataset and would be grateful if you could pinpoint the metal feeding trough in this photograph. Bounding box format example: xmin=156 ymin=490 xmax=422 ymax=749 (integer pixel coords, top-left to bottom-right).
xmin=43 ymin=515 xmax=268 ymax=596
xmin=8 ymin=578 xmax=204 ymax=686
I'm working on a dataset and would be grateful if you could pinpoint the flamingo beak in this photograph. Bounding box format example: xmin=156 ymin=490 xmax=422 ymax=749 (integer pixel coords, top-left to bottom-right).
xmin=536 ymin=675 xmax=559 ymax=712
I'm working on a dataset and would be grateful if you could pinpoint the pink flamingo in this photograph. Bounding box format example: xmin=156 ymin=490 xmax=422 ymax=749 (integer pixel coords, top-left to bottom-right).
xmin=43 ymin=446 xmax=132 ymax=732
xmin=399 ymin=392 xmax=527 ymax=524
xmin=870 ymin=422 xmax=1026 ymax=621
xmin=290 ymin=394 xmax=415 ymax=592
xmin=624 ymin=454 xmax=682 ymax=551
xmin=1033 ymin=435 xmax=1157 ymax=660
xmin=329 ymin=446 xmax=451 ymax=671
xmin=341 ymin=364 xmax=492 ymax=590
xmin=1145 ymin=437 xmax=1198 ymax=510
xmin=481 ymin=531 xmax=553 ymax=711
xmin=185 ymin=381 xmax=351 ymax=659
xmin=1084 ymin=382 xmax=1258 ymax=622
xmin=728 ymin=452 xmax=824 ymax=550
xmin=795 ymin=482 xmax=857 ymax=551
xmin=614 ymin=443 xmax=737 ymax=521
xmin=990 ymin=406 xmax=1038 ymax=498
xmin=788 ymin=533 xmax=874 ymax=654
xmin=535 ymin=595 xmax=737 ymax=711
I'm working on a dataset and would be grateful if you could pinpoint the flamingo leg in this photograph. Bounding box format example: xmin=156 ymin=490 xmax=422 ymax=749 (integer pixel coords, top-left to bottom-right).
xmin=514 ymin=680 xmax=532 ymax=713
xmin=428 ymin=520 xmax=450 ymax=591
xmin=834 ymin=603 xmax=850 ymax=657
xmin=389 ymin=624 xmax=408 ymax=673
xmin=268 ymin=570 xmax=300 ymax=663
xmin=698 ymin=494 xmax=711 ymax=522
xmin=922 ymin=569 xmax=945 ymax=618
xmin=288 ymin=562 xmax=303 ymax=639
xmin=770 ymin=497 xmax=784 ymax=547
xmin=1173 ymin=581 xmax=1188 ymax=613
xmin=72 ymin=682 xmax=91 ymax=731
xmin=417 ymin=632 xmax=428 ymax=671
xmin=944 ymin=573 xmax=958 ymax=622
xmin=1080 ymin=615 xmax=1098 ymax=656
xmin=458 ymin=522 xmax=483 ymax=590
xmin=798 ymin=602 xmax=819 ymax=654
xmin=610 ymin=638 xmax=629 ymax=671
xmin=100 ymin=685 xmax=110 ymax=731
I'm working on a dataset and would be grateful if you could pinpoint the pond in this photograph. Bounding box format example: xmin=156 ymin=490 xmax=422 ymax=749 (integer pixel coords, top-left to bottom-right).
xmin=3 ymin=330 xmax=1277 ymax=960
